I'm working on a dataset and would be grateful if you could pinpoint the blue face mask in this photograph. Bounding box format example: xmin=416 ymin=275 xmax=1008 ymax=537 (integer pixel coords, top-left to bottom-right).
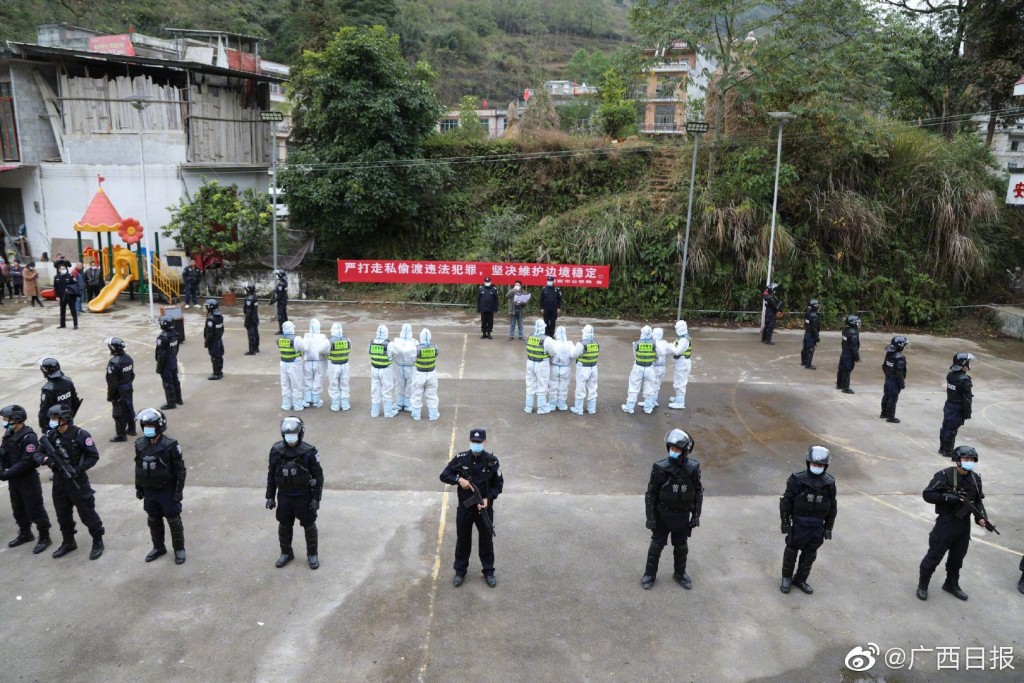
xmin=470 ymin=443 xmax=484 ymax=454
xmin=143 ymin=427 xmax=157 ymax=438
xmin=959 ymin=461 xmax=976 ymax=472
xmin=49 ymin=420 xmax=60 ymax=429
xmin=284 ymin=434 xmax=299 ymax=445
xmin=809 ymin=465 xmax=825 ymax=475
xmin=667 ymin=449 xmax=681 ymax=460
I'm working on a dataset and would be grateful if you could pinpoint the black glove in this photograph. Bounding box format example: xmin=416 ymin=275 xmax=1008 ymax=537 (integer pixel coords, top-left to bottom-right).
xmin=690 ymin=517 xmax=700 ymax=528
xmin=309 ymin=499 xmax=320 ymax=511
xmin=645 ymin=519 xmax=656 ymax=530
xmin=781 ymin=522 xmax=791 ymax=534
xmin=136 ymin=489 xmax=144 ymax=500
xmin=265 ymin=498 xmax=275 ymax=510
xmin=173 ymin=490 xmax=183 ymax=503
xmin=823 ymin=529 xmax=832 ymax=540
xmin=944 ymin=493 xmax=962 ymax=504
xmin=0 ymin=470 xmax=8 ymax=481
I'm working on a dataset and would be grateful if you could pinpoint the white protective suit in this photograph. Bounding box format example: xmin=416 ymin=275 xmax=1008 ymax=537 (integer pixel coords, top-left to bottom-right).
xmin=651 ymin=327 xmax=673 ymax=408
xmin=390 ymin=323 xmax=419 ymax=412
xmin=525 ymin=319 xmax=552 ymax=414
xmin=544 ymin=325 xmax=574 ymax=410
xmin=279 ymin=321 xmax=307 ymax=411
xmin=369 ymin=324 xmax=398 ymax=418
xmin=569 ymin=324 xmax=598 ymax=414
xmin=622 ymin=325 xmax=658 ymax=414
xmin=410 ymin=328 xmax=440 ymax=421
xmin=301 ymin=318 xmax=330 ymax=408
xmin=326 ymin=322 xmax=352 ymax=411
xmin=669 ymin=320 xmax=692 ymax=410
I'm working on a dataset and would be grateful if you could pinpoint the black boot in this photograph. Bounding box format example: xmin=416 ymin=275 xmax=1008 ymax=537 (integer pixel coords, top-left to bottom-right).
xmin=126 ymin=419 xmax=137 ymax=436
xmin=1017 ymin=573 xmax=1024 ymax=595
xmin=917 ymin=569 xmax=932 ymax=600
xmin=32 ymin=528 xmax=52 ymax=554
xmin=8 ymin=528 xmax=34 ymax=548
xmin=276 ymin=525 xmax=294 ymax=568
xmin=146 ymin=515 xmax=167 ymax=562
xmin=89 ymin=535 xmax=104 ymax=560
xmin=52 ymin=535 xmax=78 ymax=558
xmin=304 ymin=524 xmax=319 ymax=570
xmin=641 ymin=542 xmax=663 ymax=589
xmin=161 ymin=384 xmax=177 ymax=410
xmin=793 ymin=548 xmax=817 ymax=594
xmin=781 ymin=546 xmax=798 ymax=593
xmin=174 ymin=381 xmax=184 ymax=406
xmin=806 ymin=349 xmax=815 ymax=370
xmin=942 ymin=572 xmax=968 ymax=601
xmin=672 ymin=544 xmax=691 ymax=589
xmin=168 ymin=515 xmax=186 ymax=565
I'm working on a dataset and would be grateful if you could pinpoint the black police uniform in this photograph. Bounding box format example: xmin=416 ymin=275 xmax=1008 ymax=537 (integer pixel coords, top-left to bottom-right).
xmin=204 ymin=308 xmax=225 ymax=378
xmin=0 ymin=424 xmax=51 ymax=544
xmin=440 ymin=448 xmax=503 ymax=578
xmin=476 ymin=284 xmax=499 ymax=338
xmin=156 ymin=327 xmax=183 ymax=407
xmin=266 ymin=441 xmax=323 ymax=561
xmin=243 ymin=292 xmax=260 ymax=354
xmin=135 ymin=434 xmax=187 ymax=557
xmin=106 ymin=351 xmax=136 ymax=438
xmin=801 ymin=307 xmax=820 ymax=368
xmin=881 ymin=347 xmax=907 ymax=421
xmin=939 ymin=366 xmax=972 ymax=456
xmin=39 ymin=373 xmax=81 ymax=431
xmin=42 ymin=425 xmax=105 ymax=548
xmin=780 ymin=469 xmax=837 ymax=589
xmin=644 ymin=455 xmax=703 ymax=584
xmin=918 ymin=466 xmax=984 ymax=593
xmin=539 ymin=284 xmax=562 ymax=337
xmin=54 ymin=270 xmax=79 ymax=329
xmin=269 ymin=278 xmax=288 ymax=334
xmin=836 ymin=323 xmax=860 ymax=391
xmin=762 ymin=290 xmax=782 ymax=344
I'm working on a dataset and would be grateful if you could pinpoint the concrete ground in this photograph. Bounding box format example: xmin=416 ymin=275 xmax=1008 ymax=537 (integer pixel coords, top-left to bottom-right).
xmin=0 ymin=297 xmax=1022 ymax=682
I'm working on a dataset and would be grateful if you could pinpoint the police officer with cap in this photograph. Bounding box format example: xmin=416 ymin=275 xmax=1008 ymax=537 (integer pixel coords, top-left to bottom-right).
xmin=37 ymin=357 xmax=81 ymax=431
xmin=939 ymin=352 xmax=974 ymax=457
xmin=135 ymin=408 xmax=187 ymax=564
xmin=156 ymin=315 xmax=183 ymax=410
xmin=105 ymin=337 xmax=136 ymax=442
xmin=243 ymin=282 xmax=260 ymax=355
xmin=835 ymin=315 xmax=860 ymax=394
xmin=917 ymin=445 xmax=990 ymax=601
xmin=779 ymin=446 xmax=837 ymax=594
xmin=761 ymin=283 xmax=782 ymax=344
xmin=40 ymin=404 xmax=105 ymax=559
xmin=269 ymin=270 xmax=288 ymax=335
xmin=266 ymin=416 xmax=323 ymax=569
xmin=440 ymin=428 xmax=503 ymax=587
xmin=476 ymin=277 xmax=499 ymax=339
xmin=0 ymin=404 xmax=52 ymax=554
xmin=641 ymin=429 xmax=703 ymax=590
xmin=881 ymin=335 xmax=909 ymax=424
xmin=539 ymin=276 xmax=562 ymax=337
xmin=800 ymin=299 xmax=820 ymax=369
xmin=203 ymin=298 xmax=225 ymax=380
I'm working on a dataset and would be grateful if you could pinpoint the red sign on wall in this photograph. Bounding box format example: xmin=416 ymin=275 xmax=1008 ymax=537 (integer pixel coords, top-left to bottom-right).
xmin=87 ymin=35 xmax=136 ymax=57
xmin=337 ymin=260 xmax=610 ymax=288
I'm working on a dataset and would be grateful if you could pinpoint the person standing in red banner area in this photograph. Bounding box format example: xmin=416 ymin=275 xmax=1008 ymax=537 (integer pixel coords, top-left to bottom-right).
xmin=477 ymin=277 xmax=499 ymax=339
xmin=506 ymin=280 xmax=528 ymax=341
xmin=540 ymin=276 xmax=562 ymax=337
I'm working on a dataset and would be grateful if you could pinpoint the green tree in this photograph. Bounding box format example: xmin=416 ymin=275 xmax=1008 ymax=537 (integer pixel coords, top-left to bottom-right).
xmin=163 ymin=180 xmax=271 ymax=261
xmin=596 ymin=68 xmax=639 ymax=138
xmin=458 ymin=95 xmax=487 ymax=140
xmin=566 ymin=48 xmax=612 ymax=84
xmin=280 ymin=25 xmax=446 ymax=253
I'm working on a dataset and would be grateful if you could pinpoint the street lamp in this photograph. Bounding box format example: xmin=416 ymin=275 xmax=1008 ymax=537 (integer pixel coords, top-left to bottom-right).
xmin=762 ymin=111 xmax=796 ymax=333
xmin=127 ymin=94 xmax=156 ymax=321
xmin=260 ymin=110 xmax=285 ymax=271
xmin=677 ymin=119 xmax=710 ymax=320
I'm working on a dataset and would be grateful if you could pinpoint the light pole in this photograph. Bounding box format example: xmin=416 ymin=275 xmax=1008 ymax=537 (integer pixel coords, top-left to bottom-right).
xmin=677 ymin=119 xmax=709 ymax=320
xmin=260 ymin=110 xmax=284 ymax=271
xmin=127 ymin=94 xmax=156 ymax=321
xmin=761 ymin=111 xmax=796 ymax=332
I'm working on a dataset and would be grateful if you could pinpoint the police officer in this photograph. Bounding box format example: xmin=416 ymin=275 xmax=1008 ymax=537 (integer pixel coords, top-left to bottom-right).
xmin=524 ymin=319 xmax=552 ymax=415
xmin=0 ymin=405 xmax=52 ymax=554
xmin=622 ymin=326 xmax=657 ymax=414
xmin=835 ymin=314 xmax=860 ymax=394
xmin=38 ymin=357 xmax=81 ymax=431
xmin=761 ymin=283 xmax=782 ymax=344
xmin=105 ymin=337 xmax=136 ymax=442
xmin=411 ymin=328 xmax=440 ymax=421
xmin=203 ymin=298 xmax=225 ymax=380
xmin=641 ymin=429 xmax=703 ymax=590
xmin=440 ymin=428 xmax=503 ymax=587
xmin=265 ymin=416 xmax=323 ymax=570
xmin=881 ymin=335 xmax=909 ymax=424
xmin=668 ymin=320 xmax=692 ymax=410
xmin=369 ymin=324 xmax=398 ymax=418
xmin=326 ymin=322 xmax=352 ymax=412
xmin=939 ymin=352 xmax=974 ymax=457
xmin=779 ymin=446 xmax=837 ymax=595
xmin=476 ymin=277 xmax=499 ymax=339
xmin=917 ymin=446 xmax=990 ymax=601
xmin=134 ymin=408 xmax=187 ymax=565
xmin=800 ymin=299 xmax=820 ymax=369
xmin=268 ymin=270 xmax=288 ymax=334
xmin=156 ymin=315 xmax=183 ymax=410
xmin=54 ymin=261 xmax=79 ymax=329
xmin=243 ymin=283 xmax=260 ymax=355
xmin=40 ymin=405 xmax=105 ymax=560
xmin=569 ymin=324 xmax=599 ymax=415
xmin=539 ymin=276 xmax=562 ymax=337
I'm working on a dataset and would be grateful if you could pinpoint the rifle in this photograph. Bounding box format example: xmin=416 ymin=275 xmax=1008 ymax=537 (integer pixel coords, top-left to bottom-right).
xmin=941 ymin=483 xmax=998 ymax=534
xmin=462 ymin=482 xmax=496 ymax=538
xmin=38 ymin=434 xmax=82 ymax=492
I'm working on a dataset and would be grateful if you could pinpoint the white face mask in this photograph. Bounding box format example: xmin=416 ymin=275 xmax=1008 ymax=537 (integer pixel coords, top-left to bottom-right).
xmin=809 ymin=465 xmax=825 ymax=475
xmin=58 ymin=269 xmax=67 ymax=275
xmin=514 ymin=285 xmax=521 ymax=291
xmin=284 ymin=434 xmax=299 ymax=445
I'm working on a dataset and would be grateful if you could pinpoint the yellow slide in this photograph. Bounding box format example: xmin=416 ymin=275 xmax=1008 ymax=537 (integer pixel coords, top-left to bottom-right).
xmin=88 ymin=250 xmax=139 ymax=313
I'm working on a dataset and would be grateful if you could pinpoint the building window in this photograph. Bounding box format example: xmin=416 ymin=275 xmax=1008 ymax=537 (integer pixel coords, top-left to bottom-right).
xmin=654 ymin=104 xmax=676 ymax=132
xmin=478 ymin=118 xmax=489 ymax=131
xmin=1012 ymin=140 xmax=1021 ymax=152
xmin=439 ymin=118 xmax=459 ymax=132
xmin=0 ymin=82 xmax=20 ymax=161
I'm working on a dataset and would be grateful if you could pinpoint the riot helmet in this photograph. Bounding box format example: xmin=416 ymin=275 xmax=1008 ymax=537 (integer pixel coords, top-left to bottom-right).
xmin=808 ymin=299 xmax=819 ymax=311
xmin=281 ymin=416 xmax=304 ymax=445
xmin=767 ymin=282 xmax=779 ymax=293
xmin=665 ymin=429 xmax=694 ymax=456
xmin=159 ymin=315 xmax=174 ymax=331
xmin=805 ymin=445 xmax=831 ymax=472
xmin=47 ymin=403 xmax=74 ymax=424
xmin=137 ymin=408 xmax=167 ymax=435
xmin=952 ymin=352 xmax=974 ymax=371
xmin=275 ymin=269 xmax=287 ymax=280
xmin=844 ymin=315 xmax=861 ymax=329
xmin=245 ymin=283 xmax=256 ymax=295
xmin=952 ymin=445 xmax=978 ymax=462
xmin=205 ymin=299 xmax=219 ymax=312
xmin=105 ymin=336 xmax=126 ymax=355
xmin=890 ymin=335 xmax=908 ymax=353
xmin=1 ymin=404 xmax=28 ymax=425
xmin=38 ymin=357 xmax=61 ymax=378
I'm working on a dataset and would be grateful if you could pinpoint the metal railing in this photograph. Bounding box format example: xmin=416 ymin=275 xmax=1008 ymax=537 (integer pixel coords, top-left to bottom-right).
xmin=151 ymin=255 xmax=182 ymax=302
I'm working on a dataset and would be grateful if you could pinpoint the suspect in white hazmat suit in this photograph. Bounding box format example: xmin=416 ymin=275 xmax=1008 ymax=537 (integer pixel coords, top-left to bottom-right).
xmin=302 ymin=318 xmax=330 ymax=408
xmin=651 ymin=327 xmax=673 ymax=408
xmin=622 ymin=325 xmax=658 ymax=414
xmin=368 ymin=324 xmax=398 ymax=418
xmin=326 ymin=322 xmax=352 ymax=411
xmin=410 ymin=328 xmax=440 ymax=421
xmin=278 ymin=321 xmax=307 ymax=411
xmin=524 ymin=319 xmax=553 ymax=414
xmin=668 ymin=320 xmax=692 ymax=410
xmin=390 ymin=323 xmax=418 ymax=412
xmin=569 ymin=324 xmax=599 ymax=415
xmin=544 ymin=325 xmax=574 ymax=411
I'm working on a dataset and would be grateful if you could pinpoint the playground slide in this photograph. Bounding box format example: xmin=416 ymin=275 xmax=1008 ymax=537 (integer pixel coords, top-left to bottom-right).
xmin=88 ymin=274 xmax=132 ymax=312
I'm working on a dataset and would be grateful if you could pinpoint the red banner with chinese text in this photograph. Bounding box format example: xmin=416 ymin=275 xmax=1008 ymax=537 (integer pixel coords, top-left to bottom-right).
xmin=337 ymin=260 xmax=610 ymax=288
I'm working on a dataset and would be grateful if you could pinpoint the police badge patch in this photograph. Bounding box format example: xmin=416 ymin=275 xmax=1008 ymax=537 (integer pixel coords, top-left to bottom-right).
xmin=26 ymin=444 xmax=36 ymax=453
xmin=85 ymin=437 xmax=94 ymax=447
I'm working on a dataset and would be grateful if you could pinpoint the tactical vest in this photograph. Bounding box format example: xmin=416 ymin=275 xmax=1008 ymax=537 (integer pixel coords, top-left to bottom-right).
xmin=658 ymin=469 xmax=697 ymax=512
xmin=792 ymin=476 xmax=833 ymax=518
xmin=579 ymin=340 xmax=599 ymax=367
xmin=883 ymin=354 xmax=896 ymax=378
xmin=328 ymin=337 xmax=351 ymax=364
xmin=526 ymin=335 xmax=548 ymax=362
xmin=678 ymin=337 xmax=692 ymax=359
xmin=415 ymin=344 xmax=437 ymax=372
xmin=275 ymin=454 xmax=312 ymax=492
xmin=634 ymin=340 xmax=655 ymax=366
xmin=278 ymin=337 xmax=300 ymax=362
xmin=369 ymin=340 xmax=391 ymax=369
xmin=946 ymin=371 xmax=967 ymax=403
xmin=136 ymin=444 xmax=173 ymax=489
